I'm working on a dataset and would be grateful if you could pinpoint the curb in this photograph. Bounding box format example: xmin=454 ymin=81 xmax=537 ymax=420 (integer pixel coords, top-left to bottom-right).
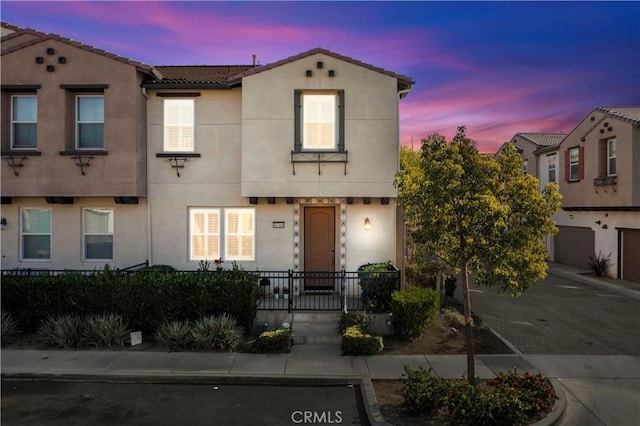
xmin=547 ymin=268 xmax=640 ymax=300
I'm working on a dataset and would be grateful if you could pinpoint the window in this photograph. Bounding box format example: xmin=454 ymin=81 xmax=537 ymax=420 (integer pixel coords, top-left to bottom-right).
xmin=164 ymin=99 xmax=194 ymax=152
xmin=83 ymin=208 xmax=114 ymax=260
xmin=76 ymin=95 xmax=104 ymax=149
xmin=190 ymin=208 xmax=220 ymax=260
xmin=547 ymin=154 xmax=556 ymax=183
xmin=20 ymin=208 xmax=51 ymax=260
xmin=294 ymin=90 xmax=344 ymax=152
xmin=607 ymin=138 xmax=616 ymax=176
xmin=11 ymin=95 xmax=37 ymax=149
xmin=522 ymin=159 xmax=528 ymax=175
xmin=569 ymin=147 xmax=580 ymax=181
xmin=225 ymin=209 xmax=255 ymax=261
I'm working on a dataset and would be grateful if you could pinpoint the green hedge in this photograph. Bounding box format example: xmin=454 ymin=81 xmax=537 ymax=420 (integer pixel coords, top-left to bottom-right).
xmin=391 ymin=287 xmax=440 ymax=341
xmin=358 ymin=262 xmax=399 ymax=312
xmin=1 ymin=269 xmax=260 ymax=334
xmin=341 ymin=325 xmax=383 ymax=355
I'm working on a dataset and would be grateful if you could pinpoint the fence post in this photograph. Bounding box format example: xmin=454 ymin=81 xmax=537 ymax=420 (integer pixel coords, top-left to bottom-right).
xmin=341 ymin=269 xmax=347 ymax=314
xmin=288 ymin=269 xmax=293 ymax=314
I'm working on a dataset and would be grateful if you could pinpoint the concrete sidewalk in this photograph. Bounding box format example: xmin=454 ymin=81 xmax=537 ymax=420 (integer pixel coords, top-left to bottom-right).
xmin=3 ymin=345 xmax=640 ymax=425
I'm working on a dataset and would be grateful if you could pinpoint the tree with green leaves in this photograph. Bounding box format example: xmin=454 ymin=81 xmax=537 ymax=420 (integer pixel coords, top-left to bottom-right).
xmin=395 ymin=126 xmax=561 ymax=384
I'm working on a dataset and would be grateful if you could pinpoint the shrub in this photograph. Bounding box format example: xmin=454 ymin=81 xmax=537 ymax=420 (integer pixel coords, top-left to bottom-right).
xmin=37 ymin=315 xmax=86 ymax=348
xmin=391 ymin=287 xmax=440 ymax=341
xmin=586 ymin=251 xmax=613 ymax=277
xmin=1 ymin=267 xmax=260 ymax=334
xmin=253 ymin=329 xmax=292 ymax=353
xmin=191 ymin=314 xmax=244 ymax=351
xmin=489 ymin=370 xmax=557 ymax=418
xmin=338 ymin=310 xmax=373 ymax=333
xmin=404 ymin=262 xmax=438 ymax=289
xmin=401 ymin=366 xmax=452 ymax=416
xmin=1 ymin=310 xmax=21 ymax=344
xmin=85 ymin=313 xmax=129 ymax=348
xmin=155 ymin=320 xmax=192 ymax=351
xmin=358 ymin=262 xmax=399 ymax=312
xmin=341 ymin=325 xmax=383 ymax=355
xmin=442 ymin=308 xmax=465 ymax=329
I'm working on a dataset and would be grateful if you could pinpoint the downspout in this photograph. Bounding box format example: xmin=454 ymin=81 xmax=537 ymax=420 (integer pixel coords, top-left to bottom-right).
xmin=395 ymin=83 xmax=413 ymax=277
xmin=141 ymin=86 xmax=153 ymax=265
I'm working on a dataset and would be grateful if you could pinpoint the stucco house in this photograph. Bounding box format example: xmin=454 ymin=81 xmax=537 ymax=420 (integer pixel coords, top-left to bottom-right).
xmin=1 ymin=23 xmax=414 ymax=278
xmin=1 ymin=22 xmax=155 ymax=270
xmin=144 ymin=48 xmax=414 ymax=274
xmin=495 ymin=132 xmax=566 ymax=179
xmin=553 ymin=107 xmax=640 ymax=282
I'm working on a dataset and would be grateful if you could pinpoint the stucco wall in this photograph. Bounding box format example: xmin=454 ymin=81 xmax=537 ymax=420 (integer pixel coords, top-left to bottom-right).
xmin=0 ymin=197 xmax=148 ymax=270
xmin=241 ymin=52 xmax=400 ymax=197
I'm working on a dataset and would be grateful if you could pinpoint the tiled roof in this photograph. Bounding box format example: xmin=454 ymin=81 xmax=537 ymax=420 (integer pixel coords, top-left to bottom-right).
xmin=516 ymin=133 xmax=566 ymax=147
xmin=594 ymin=106 xmax=640 ymax=126
xmin=227 ymin=47 xmax=415 ymax=92
xmin=1 ymin=22 xmax=159 ymax=78
xmin=150 ymin=65 xmax=254 ymax=84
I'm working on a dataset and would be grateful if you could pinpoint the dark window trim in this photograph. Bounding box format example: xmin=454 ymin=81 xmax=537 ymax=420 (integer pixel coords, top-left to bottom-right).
xmin=156 ymin=152 xmax=201 ymax=158
xmin=156 ymin=92 xmax=201 ymax=97
xmin=2 ymin=150 xmax=42 ymax=156
xmin=294 ymin=89 xmax=345 ymax=153
xmin=59 ymin=150 xmax=108 ymax=156
xmin=60 ymin=84 xmax=108 ymax=92
xmin=1 ymin=85 xmax=41 ymax=92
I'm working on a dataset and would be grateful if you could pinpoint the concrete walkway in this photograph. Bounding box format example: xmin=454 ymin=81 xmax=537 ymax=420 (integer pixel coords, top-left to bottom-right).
xmin=2 ymin=262 xmax=639 ymax=425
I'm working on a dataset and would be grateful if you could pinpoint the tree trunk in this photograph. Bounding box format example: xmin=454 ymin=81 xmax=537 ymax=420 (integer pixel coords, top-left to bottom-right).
xmin=461 ymin=259 xmax=475 ymax=384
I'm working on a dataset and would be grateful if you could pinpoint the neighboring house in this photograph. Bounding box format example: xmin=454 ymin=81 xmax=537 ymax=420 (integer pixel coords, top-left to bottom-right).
xmin=495 ymin=132 xmax=566 ymax=179
xmin=554 ymin=107 xmax=640 ymax=282
xmin=1 ymin=23 xmax=156 ymax=269
xmin=143 ymin=48 xmax=414 ymax=273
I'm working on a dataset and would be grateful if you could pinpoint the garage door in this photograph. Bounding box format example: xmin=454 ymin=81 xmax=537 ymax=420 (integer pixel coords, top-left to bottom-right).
xmin=621 ymin=230 xmax=640 ymax=283
xmin=554 ymin=226 xmax=595 ymax=269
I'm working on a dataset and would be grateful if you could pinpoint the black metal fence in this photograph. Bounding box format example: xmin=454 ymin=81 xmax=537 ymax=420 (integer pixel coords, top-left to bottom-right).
xmin=1 ymin=265 xmax=401 ymax=313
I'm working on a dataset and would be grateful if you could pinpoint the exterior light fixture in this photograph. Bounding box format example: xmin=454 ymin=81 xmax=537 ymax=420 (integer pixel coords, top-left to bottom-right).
xmin=364 ymin=217 xmax=371 ymax=231
xmin=0 ymin=217 xmax=6 ymax=230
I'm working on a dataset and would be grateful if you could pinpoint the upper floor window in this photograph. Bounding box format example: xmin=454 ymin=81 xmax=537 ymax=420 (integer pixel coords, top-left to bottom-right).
xmin=547 ymin=153 xmax=556 ymax=183
xmin=294 ymin=90 xmax=344 ymax=152
xmin=164 ymin=99 xmax=194 ymax=152
xmin=83 ymin=208 xmax=114 ymax=260
xmin=11 ymin=95 xmax=37 ymax=149
xmin=564 ymin=146 xmax=585 ymax=182
xmin=607 ymin=138 xmax=616 ymax=176
xmin=21 ymin=208 xmax=51 ymax=260
xmin=76 ymin=95 xmax=104 ymax=149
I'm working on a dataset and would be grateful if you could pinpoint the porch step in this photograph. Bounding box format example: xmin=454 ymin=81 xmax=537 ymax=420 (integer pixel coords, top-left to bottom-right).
xmin=291 ymin=312 xmax=342 ymax=345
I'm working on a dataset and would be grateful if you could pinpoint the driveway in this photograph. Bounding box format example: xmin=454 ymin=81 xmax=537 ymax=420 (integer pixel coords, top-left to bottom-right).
xmin=463 ymin=271 xmax=640 ymax=355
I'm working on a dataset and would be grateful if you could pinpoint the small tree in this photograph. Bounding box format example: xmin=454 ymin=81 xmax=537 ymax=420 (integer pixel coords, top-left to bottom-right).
xmin=395 ymin=127 xmax=561 ymax=383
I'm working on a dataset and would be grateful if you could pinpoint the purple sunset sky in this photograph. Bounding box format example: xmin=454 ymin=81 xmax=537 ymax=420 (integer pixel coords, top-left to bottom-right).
xmin=3 ymin=1 xmax=639 ymax=153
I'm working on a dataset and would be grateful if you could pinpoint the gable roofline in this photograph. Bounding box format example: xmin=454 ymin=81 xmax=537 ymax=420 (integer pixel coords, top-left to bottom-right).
xmin=569 ymin=106 xmax=640 ymax=143
xmin=226 ymin=47 xmax=414 ymax=94
xmin=1 ymin=22 xmax=162 ymax=79
xmin=512 ymin=132 xmax=566 ymax=147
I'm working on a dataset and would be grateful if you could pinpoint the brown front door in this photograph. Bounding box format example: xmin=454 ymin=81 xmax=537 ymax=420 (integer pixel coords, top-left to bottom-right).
xmin=304 ymin=206 xmax=336 ymax=290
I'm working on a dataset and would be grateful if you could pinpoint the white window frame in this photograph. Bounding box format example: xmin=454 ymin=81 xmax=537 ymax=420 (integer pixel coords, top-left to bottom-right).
xmin=522 ymin=159 xmax=528 ymax=175
xmin=569 ymin=147 xmax=580 ymax=181
xmin=163 ymin=98 xmax=195 ymax=152
xmin=83 ymin=208 xmax=114 ymax=261
xmin=76 ymin=95 xmax=104 ymax=149
xmin=11 ymin=95 xmax=38 ymax=149
xmin=20 ymin=208 xmax=52 ymax=261
xmin=607 ymin=138 xmax=617 ymax=177
xmin=302 ymin=93 xmax=338 ymax=150
xmin=547 ymin=153 xmax=556 ymax=183
xmin=224 ymin=208 xmax=255 ymax=261
xmin=189 ymin=208 xmax=220 ymax=261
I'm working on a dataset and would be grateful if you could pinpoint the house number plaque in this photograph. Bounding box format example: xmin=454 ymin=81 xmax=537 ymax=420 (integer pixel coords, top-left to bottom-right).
xmin=273 ymin=221 xmax=285 ymax=228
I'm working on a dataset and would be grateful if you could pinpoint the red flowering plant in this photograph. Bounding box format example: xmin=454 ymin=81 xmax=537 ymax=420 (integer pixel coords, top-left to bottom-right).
xmin=488 ymin=370 xmax=557 ymax=418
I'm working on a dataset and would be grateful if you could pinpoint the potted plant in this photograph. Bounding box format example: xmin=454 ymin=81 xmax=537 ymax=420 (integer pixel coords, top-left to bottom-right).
xmin=283 ymin=287 xmax=290 ymax=300
xmin=214 ymin=257 xmax=223 ymax=272
xmin=274 ymin=286 xmax=280 ymax=299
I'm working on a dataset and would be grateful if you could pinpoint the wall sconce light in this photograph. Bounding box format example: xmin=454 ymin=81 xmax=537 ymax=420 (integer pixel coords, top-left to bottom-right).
xmin=364 ymin=217 xmax=371 ymax=231
xmin=595 ymin=220 xmax=601 ymax=225
xmin=0 ymin=217 xmax=6 ymax=230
